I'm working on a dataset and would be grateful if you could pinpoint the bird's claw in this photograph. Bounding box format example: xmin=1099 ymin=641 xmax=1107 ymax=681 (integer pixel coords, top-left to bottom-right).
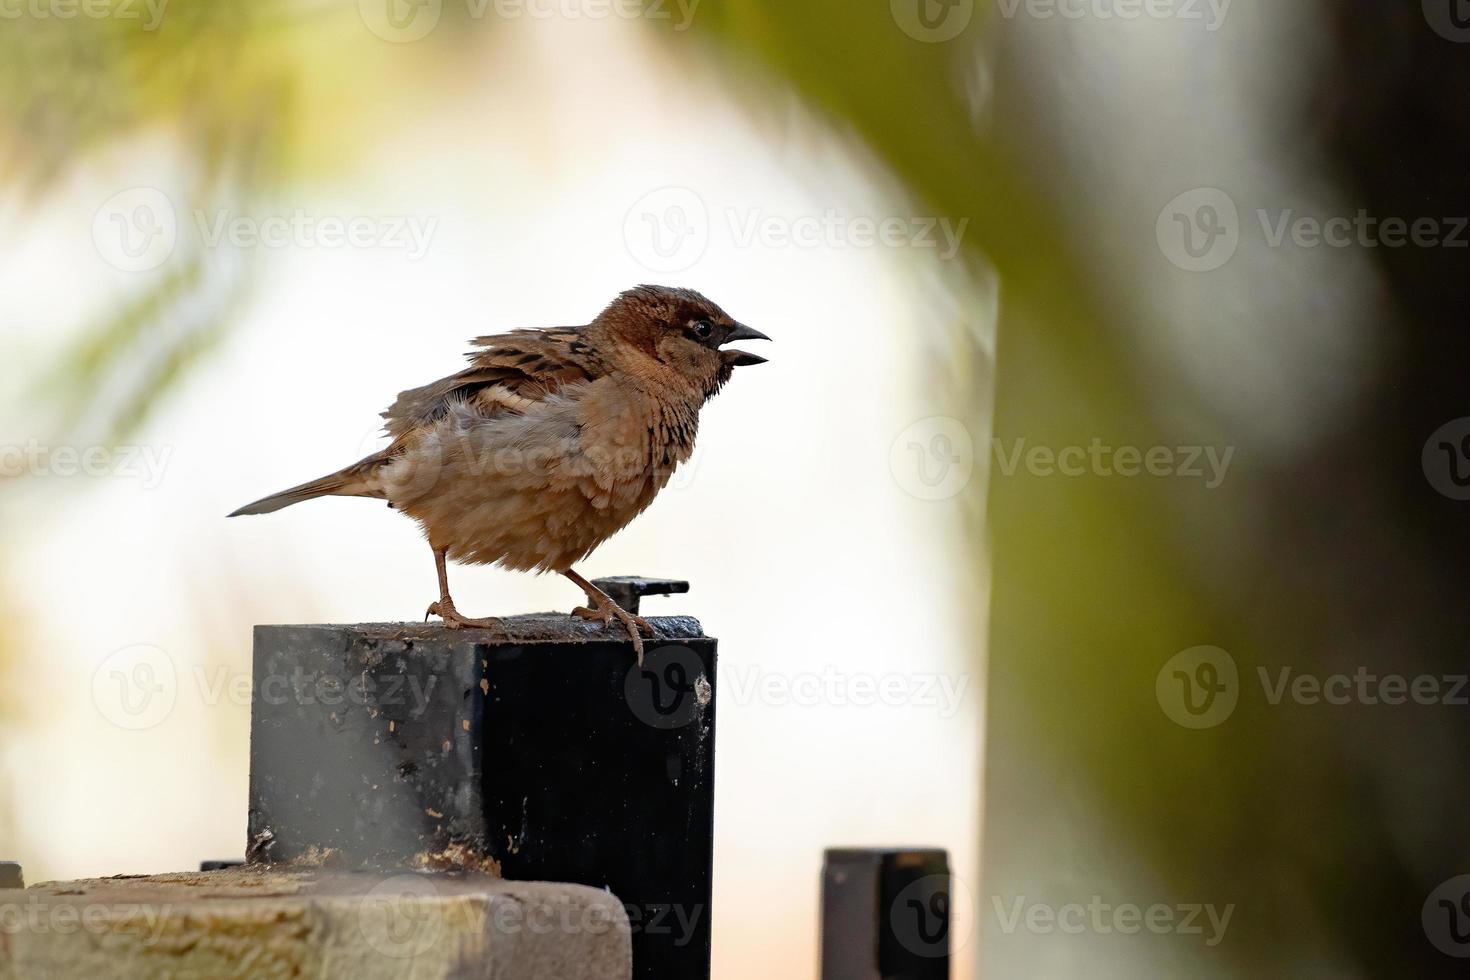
xmin=572 ymin=600 xmax=654 ymax=664
xmin=572 ymin=603 xmax=654 ymax=635
xmin=426 ymin=599 xmax=502 ymax=632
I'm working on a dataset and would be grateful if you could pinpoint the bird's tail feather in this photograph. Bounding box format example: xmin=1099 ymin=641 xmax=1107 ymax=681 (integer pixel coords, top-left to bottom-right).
xmin=228 ymin=459 xmax=385 ymax=517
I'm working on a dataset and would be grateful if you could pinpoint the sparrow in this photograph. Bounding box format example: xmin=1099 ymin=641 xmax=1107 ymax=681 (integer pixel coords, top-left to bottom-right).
xmin=229 ymin=285 xmax=769 ymax=659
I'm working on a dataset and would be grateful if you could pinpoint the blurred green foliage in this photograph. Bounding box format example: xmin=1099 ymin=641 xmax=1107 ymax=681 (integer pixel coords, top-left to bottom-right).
xmin=1 ymin=2 xmax=287 ymax=443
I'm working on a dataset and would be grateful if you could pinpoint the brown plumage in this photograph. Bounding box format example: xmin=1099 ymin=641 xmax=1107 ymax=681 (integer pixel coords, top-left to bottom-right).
xmin=229 ymin=285 xmax=769 ymax=658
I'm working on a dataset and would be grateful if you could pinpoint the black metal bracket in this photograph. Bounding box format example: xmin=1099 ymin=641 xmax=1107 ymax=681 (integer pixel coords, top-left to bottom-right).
xmin=590 ymin=577 xmax=689 ymax=615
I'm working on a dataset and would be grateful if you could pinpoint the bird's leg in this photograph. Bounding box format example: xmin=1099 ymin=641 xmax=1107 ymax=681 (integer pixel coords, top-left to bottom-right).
xmin=563 ymin=568 xmax=655 ymax=662
xmin=425 ymin=547 xmax=501 ymax=630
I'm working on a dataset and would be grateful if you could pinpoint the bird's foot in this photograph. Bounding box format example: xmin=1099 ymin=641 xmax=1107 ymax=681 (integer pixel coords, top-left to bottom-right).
xmin=426 ymin=599 xmax=502 ymax=632
xmin=572 ymin=599 xmax=655 ymax=664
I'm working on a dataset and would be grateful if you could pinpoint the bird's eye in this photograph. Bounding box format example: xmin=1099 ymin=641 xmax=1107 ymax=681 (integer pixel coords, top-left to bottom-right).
xmin=692 ymin=320 xmax=714 ymax=340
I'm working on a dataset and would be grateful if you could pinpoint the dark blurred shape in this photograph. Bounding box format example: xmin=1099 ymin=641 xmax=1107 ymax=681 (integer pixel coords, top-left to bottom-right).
xmin=982 ymin=3 xmax=1470 ymax=977
xmin=197 ymin=860 xmax=244 ymax=872
xmin=1256 ymin=2 xmax=1470 ymax=973
xmin=821 ymin=848 xmax=951 ymax=979
xmin=0 ymin=862 xmax=22 ymax=890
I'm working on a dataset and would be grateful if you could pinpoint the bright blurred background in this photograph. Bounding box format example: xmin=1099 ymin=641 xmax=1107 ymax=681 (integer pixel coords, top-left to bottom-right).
xmin=4 ymin=1 xmax=1470 ymax=977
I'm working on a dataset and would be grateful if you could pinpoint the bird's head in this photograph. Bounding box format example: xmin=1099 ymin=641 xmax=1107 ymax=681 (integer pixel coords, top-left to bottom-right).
xmin=594 ymin=285 xmax=769 ymax=396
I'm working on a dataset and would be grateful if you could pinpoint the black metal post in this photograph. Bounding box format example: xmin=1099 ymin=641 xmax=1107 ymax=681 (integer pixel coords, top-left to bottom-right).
xmin=821 ymin=848 xmax=951 ymax=980
xmin=247 ymin=587 xmax=715 ymax=980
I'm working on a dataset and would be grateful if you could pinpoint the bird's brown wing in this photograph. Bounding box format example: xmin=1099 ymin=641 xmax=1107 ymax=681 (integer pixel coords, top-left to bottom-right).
xmin=235 ymin=329 xmax=608 ymax=515
xmin=380 ymin=327 xmax=608 ymax=441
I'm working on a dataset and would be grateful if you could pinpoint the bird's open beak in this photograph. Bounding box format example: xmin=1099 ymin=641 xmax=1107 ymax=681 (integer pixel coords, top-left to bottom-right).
xmin=720 ymin=323 xmax=771 ymax=366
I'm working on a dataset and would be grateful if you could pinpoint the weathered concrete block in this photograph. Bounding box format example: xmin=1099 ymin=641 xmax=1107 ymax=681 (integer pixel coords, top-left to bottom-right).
xmin=0 ymin=867 xmax=630 ymax=979
xmin=248 ymin=615 xmax=717 ymax=980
